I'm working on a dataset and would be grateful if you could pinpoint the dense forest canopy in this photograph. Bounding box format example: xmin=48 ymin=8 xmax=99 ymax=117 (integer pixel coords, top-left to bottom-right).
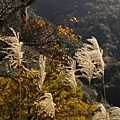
xmin=0 ymin=0 xmax=120 ymax=119
xmin=31 ymin=0 xmax=120 ymax=60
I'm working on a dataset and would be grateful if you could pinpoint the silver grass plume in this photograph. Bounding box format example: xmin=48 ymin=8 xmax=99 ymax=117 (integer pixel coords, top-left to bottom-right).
xmin=92 ymin=102 xmax=110 ymax=120
xmin=75 ymin=37 xmax=104 ymax=84
xmin=35 ymin=93 xmax=55 ymax=118
xmin=38 ymin=55 xmax=46 ymax=91
xmin=63 ymin=56 xmax=77 ymax=93
xmin=33 ymin=55 xmax=46 ymax=91
xmin=0 ymin=28 xmax=24 ymax=68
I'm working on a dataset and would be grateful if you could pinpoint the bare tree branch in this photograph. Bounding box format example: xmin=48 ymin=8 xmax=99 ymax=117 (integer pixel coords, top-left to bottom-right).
xmin=0 ymin=0 xmax=37 ymax=27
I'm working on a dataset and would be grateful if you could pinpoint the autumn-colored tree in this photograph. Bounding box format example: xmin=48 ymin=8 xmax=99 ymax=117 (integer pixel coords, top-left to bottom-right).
xmin=0 ymin=2 xmax=81 ymax=63
xmin=0 ymin=1 xmax=102 ymax=120
xmin=0 ymin=29 xmax=100 ymax=119
xmin=41 ymin=67 xmax=99 ymax=120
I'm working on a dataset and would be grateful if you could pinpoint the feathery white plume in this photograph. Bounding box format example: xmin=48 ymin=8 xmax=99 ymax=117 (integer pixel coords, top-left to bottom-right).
xmin=75 ymin=37 xmax=104 ymax=84
xmin=38 ymin=55 xmax=46 ymax=91
xmin=33 ymin=55 xmax=46 ymax=91
xmin=63 ymin=56 xmax=77 ymax=93
xmin=0 ymin=28 xmax=23 ymax=68
xmin=36 ymin=93 xmax=55 ymax=118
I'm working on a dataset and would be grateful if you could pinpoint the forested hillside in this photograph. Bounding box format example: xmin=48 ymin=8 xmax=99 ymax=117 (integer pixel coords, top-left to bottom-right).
xmin=31 ymin=0 xmax=120 ymax=107
xmin=32 ymin=0 xmax=120 ymax=59
xmin=0 ymin=0 xmax=120 ymax=119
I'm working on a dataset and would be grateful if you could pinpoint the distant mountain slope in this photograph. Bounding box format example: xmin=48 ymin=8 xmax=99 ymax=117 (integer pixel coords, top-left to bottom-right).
xmin=30 ymin=0 xmax=92 ymax=20
xmin=31 ymin=0 xmax=120 ymax=60
xmin=31 ymin=0 xmax=120 ymax=107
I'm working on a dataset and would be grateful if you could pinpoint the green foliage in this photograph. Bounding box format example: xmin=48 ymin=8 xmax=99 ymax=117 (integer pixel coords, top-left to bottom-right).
xmin=103 ymin=61 xmax=120 ymax=106
xmin=84 ymin=2 xmax=94 ymax=11
xmin=0 ymin=73 xmax=38 ymax=119
xmin=0 ymin=67 xmax=99 ymax=119
xmin=41 ymin=67 xmax=99 ymax=120
xmin=0 ymin=1 xmax=108 ymax=119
